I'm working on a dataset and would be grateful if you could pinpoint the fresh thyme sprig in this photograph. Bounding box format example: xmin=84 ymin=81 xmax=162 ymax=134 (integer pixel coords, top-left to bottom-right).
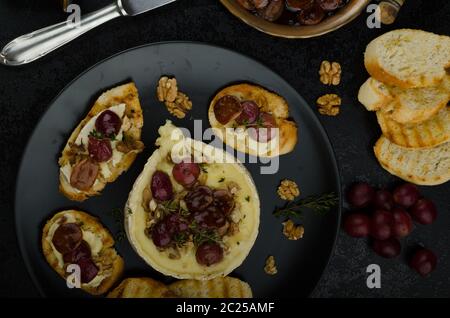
xmin=190 ymin=222 xmax=221 ymax=247
xmin=274 ymin=192 xmax=339 ymax=218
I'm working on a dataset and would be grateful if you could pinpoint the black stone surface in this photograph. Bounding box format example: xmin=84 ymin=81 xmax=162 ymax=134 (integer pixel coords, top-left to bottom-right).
xmin=0 ymin=0 xmax=449 ymax=298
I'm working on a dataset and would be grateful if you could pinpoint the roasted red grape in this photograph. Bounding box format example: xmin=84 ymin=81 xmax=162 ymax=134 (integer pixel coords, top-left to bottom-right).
xmin=392 ymin=207 xmax=413 ymax=238
xmin=410 ymin=199 xmax=437 ymax=225
xmin=151 ymin=171 xmax=174 ymax=202
xmin=172 ymin=161 xmax=200 ymax=187
xmin=214 ymin=95 xmax=242 ymax=125
xmin=343 ymin=213 xmax=370 ymax=238
xmin=196 ymin=242 xmax=224 ymax=266
xmin=185 ymin=186 xmax=214 ymax=212
xmin=165 ymin=213 xmax=189 ymax=235
xmin=95 ymin=110 xmax=122 ymax=137
xmin=372 ymin=238 xmax=401 ymax=258
xmin=63 ymin=240 xmax=92 ymax=264
xmin=69 ymin=159 xmax=99 ymax=191
xmin=370 ymin=210 xmax=393 ymax=240
xmin=235 ymin=101 xmax=260 ymax=125
xmin=297 ymin=3 xmax=325 ymax=25
xmin=151 ymin=221 xmax=172 ymax=248
xmin=248 ymin=112 xmax=277 ymax=142
xmin=393 ymin=183 xmax=420 ymax=208
xmin=193 ymin=208 xmax=226 ymax=229
xmin=52 ymin=223 xmax=82 ymax=254
xmin=373 ymin=189 xmax=394 ymax=211
xmin=409 ymin=248 xmax=437 ymax=277
xmin=77 ymin=257 xmax=99 ymax=284
xmin=346 ymin=182 xmax=375 ymax=208
xmin=88 ymin=137 xmax=112 ymax=162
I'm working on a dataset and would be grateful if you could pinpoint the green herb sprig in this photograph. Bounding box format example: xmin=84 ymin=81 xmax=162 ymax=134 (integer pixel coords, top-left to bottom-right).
xmin=274 ymin=192 xmax=339 ymax=218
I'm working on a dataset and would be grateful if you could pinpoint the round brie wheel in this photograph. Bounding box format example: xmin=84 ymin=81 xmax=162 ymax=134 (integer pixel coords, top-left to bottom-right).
xmin=125 ymin=121 xmax=260 ymax=280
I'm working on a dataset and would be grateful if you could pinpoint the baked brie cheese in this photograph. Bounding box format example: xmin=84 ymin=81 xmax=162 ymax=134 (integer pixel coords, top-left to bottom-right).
xmin=41 ymin=210 xmax=124 ymax=295
xmin=59 ymin=82 xmax=144 ymax=201
xmin=125 ymin=121 xmax=260 ymax=280
xmin=208 ymin=83 xmax=298 ymax=157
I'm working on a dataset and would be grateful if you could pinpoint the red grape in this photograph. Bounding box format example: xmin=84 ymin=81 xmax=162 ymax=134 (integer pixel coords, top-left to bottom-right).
xmin=393 ymin=183 xmax=420 ymax=208
xmin=346 ymin=182 xmax=375 ymax=208
xmin=248 ymin=112 xmax=277 ymax=142
xmin=409 ymin=248 xmax=437 ymax=277
xmin=212 ymin=189 xmax=235 ymax=215
xmin=410 ymin=199 xmax=437 ymax=225
xmin=185 ymin=186 xmax=214 ymax=212
xmin=392 ymin=207 xmax=413 ymax=238
xmin=214 ymin=95 xmax=242 ymax=125
xmin=343 ymin=213 xmax=370 ymax=238
xmin=196 ymin=242 xmax=224 ymax=266
xmin=372 ymin=238 xmax=401 ymax=258
xmin=151 ymin=171 xmax=174 ymax=202
xmin=63 ymin=240 xmax=92 ymax=264
xmin=235 ymin=101 xmax=260 ymax=125
xmin=151 ymin=221 xmax=172 ymax=248
xmin=77 ymin=257 xmax=99 ymax=284
xmin=52 ymin=223 xmax=82 ymax=254
xmin=373 ymin=189 xmax=394 ymax=211
xmin=88 ymin=137 xmax=112 ymax=162
xmin=172 ymin=161 xmax=200 ymax=187
xmin=95 ymin=110 xmax=122 ymax=137
xmin=370 ymin=210 xmax=393 ymax=240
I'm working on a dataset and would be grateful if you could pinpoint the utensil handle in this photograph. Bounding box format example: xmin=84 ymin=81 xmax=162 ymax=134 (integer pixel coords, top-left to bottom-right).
xmin=0 ymin=2 xmax=126 ymax=66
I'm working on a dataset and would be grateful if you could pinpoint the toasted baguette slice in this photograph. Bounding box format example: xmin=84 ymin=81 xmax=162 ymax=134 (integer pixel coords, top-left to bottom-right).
xmin=388 ymin=78 xmax=450 ymax=124
xmin=365 ymin=29 xmax=450 ymax=88
xmin=377 ymin=107 xmax=450 ymax=148
xmin=358 ymin=77 xmax=393 ymax=111
xmin=374 ymin=136 xmax=450 ymax=185
xmin=169 ymin=277 xmax=253 ymax=298
xmin=59 ymin=83 xmax=144 ymax=202
xmin=107 ymin=278 xmax=175 ymax=298
xmin=42 ymin=210 xmax=124 ymax=295
xmin=208 ymin=83 xmax=298 ymax=157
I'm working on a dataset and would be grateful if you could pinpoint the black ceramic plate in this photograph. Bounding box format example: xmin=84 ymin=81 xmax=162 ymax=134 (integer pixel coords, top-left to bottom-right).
xmin=15 ymin=42 xmax=341 ymax=298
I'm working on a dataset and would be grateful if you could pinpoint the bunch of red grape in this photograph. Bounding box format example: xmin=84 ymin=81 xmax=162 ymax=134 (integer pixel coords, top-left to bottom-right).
xmin=343 ymin=182 xmax=438 ymax=277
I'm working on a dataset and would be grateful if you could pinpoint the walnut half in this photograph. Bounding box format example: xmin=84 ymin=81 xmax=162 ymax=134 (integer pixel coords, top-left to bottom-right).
xmin=282 ymin=220 xmax=304 ymax=241
xmin=277 ymin=179 xmax=300 ymax=201
xmin=264 ymin=255 xmax=278 ymax=275
xmin=319 ymin=61 xmax=342 ymax=86
xmin=317 ymin=94 xmax=341 ymax=116
xmin=157 ymin=77 xmax=193 ymax=119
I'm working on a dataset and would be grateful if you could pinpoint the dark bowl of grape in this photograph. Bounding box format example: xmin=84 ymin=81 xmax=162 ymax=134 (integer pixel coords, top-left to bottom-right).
xmin=221 ymin=0 xmax=371 ymax=38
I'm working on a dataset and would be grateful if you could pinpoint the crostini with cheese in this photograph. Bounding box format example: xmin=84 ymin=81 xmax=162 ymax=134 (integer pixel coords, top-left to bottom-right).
xmin=59 ymin=82 xmax=144 ymax=201
xmin=41 ymin=210 xmax=124 ymax=295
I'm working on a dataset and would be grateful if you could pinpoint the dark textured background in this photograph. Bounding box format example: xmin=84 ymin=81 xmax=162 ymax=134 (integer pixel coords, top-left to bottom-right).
xmin=0 ymin=0 xmax=448 ymax=298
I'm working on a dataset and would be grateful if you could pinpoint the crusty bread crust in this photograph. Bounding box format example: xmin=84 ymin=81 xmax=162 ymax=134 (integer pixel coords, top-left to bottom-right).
xmin=41 ymin=210 xmax=124 ymax=295
xmin=377 ymin=107 xmax=450 ymax=149
xmin=107 ymin=278 xmax=175 ymax=298
xmin=59 ymin=83 xmax=144 ymax=201
xmin=208 ymin=84 xmax=298 ymax=157
xmin=169 ymin=277 xmax=253 ymax=298
xmin=374 ymin=136 xmax=450 ymax=186
xmin=358 ymin=77 xmax=393 ymax=111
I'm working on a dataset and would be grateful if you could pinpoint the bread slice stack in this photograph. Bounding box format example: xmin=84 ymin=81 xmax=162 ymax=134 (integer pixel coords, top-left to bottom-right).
xmin=358 ymin=29 xmax=450 ymax=186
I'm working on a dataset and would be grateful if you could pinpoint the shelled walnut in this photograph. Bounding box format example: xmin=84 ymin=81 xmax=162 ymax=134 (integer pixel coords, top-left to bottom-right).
xmin=264 ymin=255 xmax=278 ymax=275
xmin=319 ymin=61 xmax=342 ymax=86
xmin=277 ymin=179 xmax=300 ymax=201
xmin=282 ymin=220 xmax=304 ymax=241
xmin=317 ymin=94 xmax=341 ymax=116
xmin=157 ymin=77 xmax=192 ymax=119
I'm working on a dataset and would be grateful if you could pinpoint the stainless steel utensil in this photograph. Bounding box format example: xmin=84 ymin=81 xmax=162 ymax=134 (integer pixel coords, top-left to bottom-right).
xmin=0 ymin=0 xmax=176 ymax=66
